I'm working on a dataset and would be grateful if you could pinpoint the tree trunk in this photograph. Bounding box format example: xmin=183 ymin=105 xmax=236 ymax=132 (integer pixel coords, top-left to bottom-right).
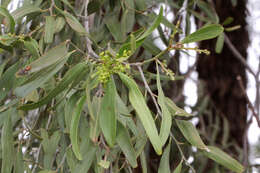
xmin=197 ymin=0 xmax=248 ymax=156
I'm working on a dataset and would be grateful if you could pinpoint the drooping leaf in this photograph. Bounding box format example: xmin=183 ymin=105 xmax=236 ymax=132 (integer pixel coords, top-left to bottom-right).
xmin=140 ymin=151 xmax=148 ymax=173
xmin=158 ymin=141 xmax=171 ymax=173
xmin=165 ymin=97 xmax=192 ymax=117
xmin=175 ymin=119 xmax=209 ymax=151
xmin=15 ymin=51 xmax=72 ymax=98
xmin=215 ymin=33 xmax=224 ymax=54
xmin=100 ymin=78 xmax=117 ymax=147
xmin=16 ymin=41 xmax=68 ymax=75
xmin=116 ymin=122 xmax=137 ymax=168
xmin=44 ymin=16 xmax=55 ymax=43
xmin=157 ymin=65 xmax=172 ymax=146
xmin=119 ymin=73 xmax=162 ymax=155
xmin=119 ymin=6 xmax=163 ymax=55
xmin=18 ymin=62 xmax=88 ymax=110
xmin=202 ymin=146 xmax=244 ymax=173
xmin=1 ymin=111 xmax=14 ymax=173
xmin=181 ymin=24 xmax=224 ymax=44
xmin=24 ymin=38 xmax=40 ymax=58
xmin=41 ymin=130 xmax=61 ymax=169
xmin=70 ymin=94 xmax=86 ymax=160
xmin=0 ymin=61 xmax=21 ymax=101
xmin=12 ymin=5 xmax=41 ymax=21
xmin=0 ymin=59 xmax=9 ymax=78
xmin=14 ymin=146 xmax=25 ymax=173
xmin=173 ymin=159 xmax=183 ymax=173
xmin=197 ymin=0 xmax=219 ymax=23
xmin=0 ymin=6 xmax=15 ymax=33
xmin=54 ymin=17 xmax=66 ymax=33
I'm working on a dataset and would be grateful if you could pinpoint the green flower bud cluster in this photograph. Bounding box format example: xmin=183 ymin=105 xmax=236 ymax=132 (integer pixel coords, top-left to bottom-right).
xmin=96 ymin=50 xmax=131 ymax=83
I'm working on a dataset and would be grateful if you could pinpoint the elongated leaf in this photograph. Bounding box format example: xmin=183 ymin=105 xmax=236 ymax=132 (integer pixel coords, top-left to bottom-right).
xmin=70 ymin=94 xmax=86 ymax=160
xmin=0 ymin=59 xmax=9 ymax=77
xmin=15 ymin=51 xmax=71 ymax=98
xmin=119 ymin=73 xmax=162 ymax=155
xmin=140 ymin=151 xmax=148 ymax=173
xmin=65 ymin=92 xmax=81 ymax=132
xmin=17 ymin=41 xmax=68 ymax=75
xmin=119 ymin=6 xmax=163 ymax=55
xmin=116 ymin=122 xmax=137 ymax=168
xmin=197 ymin=0 xmax=219 ymax=23
xmin=202 ymin=146 xmax=244 ymax=173
xmin=158 ymin=141 xmax=171 ymax=173
xmin=12 ymin=5 xmax=41 ymax=21
xmin=0 ymin=7 xmax=15 ymax=33
xmin=41 ymin=130 xmax=61 ymax=169
xmin=181 ymin=24 xmax=224 ymax=44
xmin=215 ymin=33 xmax=224 ymax=54
xmin=130 ymin=34 xmax=136 ymax=53
xmin=44 ymin=16 xmax=55 ymax=43
xmin=0 ymin=61 xmax=21 ymax=101
xmin=100 ymin=78 xmax=117 ymax=147
xmin=24 ymin=38 xmax=40 ymax=58
xmin=18 ymin=63 xmax=88 ymax=110
xmin=1 ymin=111 xmax=14 ymax=173
xmin=38 ymin=171 xmax=56 ymax=173
xmin=175 ymin=119 xmax=209 ymax=151
xmin=173 ymin=160 xmax=183 ymax=173
xmin=157 ymin=65 xmax=172 ymax=146
xmin=55 ymin=17 xmax=66 ymax=33
xmin=14 ymin=146 xmax=24 ymax=173
xmin=165 ymin=97 xmax=192 ymax=117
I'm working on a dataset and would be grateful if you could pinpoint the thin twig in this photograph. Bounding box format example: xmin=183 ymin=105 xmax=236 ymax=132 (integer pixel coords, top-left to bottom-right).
xmin=237 ymin=76 xmax=260 ymax=127
xmin=84 ymin=0 xmax=98 ymax=58
xmin=224 ymin=34 xmax=256 ymax=78
xmin=137 ymin=65 xmax=162 ymax=116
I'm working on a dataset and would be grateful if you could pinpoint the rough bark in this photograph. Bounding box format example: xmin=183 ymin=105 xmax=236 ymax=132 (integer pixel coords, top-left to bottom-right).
xmin=197 ymin=0 xmax=248 ymax=152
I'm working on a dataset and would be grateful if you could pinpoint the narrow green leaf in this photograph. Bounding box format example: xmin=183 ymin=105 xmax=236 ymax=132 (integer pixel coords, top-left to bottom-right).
xmin=15 ymin=51 xmax=71 ymax=98
xmin=0 ymin=7 xmax=15 ymax=33
xmin=181 ymin=24 xmax=224 ymax=44
xmin=87 ymin=0 xmax=101 ymax=15
xmin=173 ymin=160 xmax=183 ymax=173
xmin=41 ymin=130 xmax=61 ymax=169
xmin=215 ymin=33 xmax=224 ymax=54
xmin=175 ymin=119 xmax=209 ymax=151
xmin=197 ymin=0 xmax=219 ymax=23
xmin=24 ymin=38 xmax=40 ymax=58
xmin=0 ymin=61 xmax=21 ymax=101
xmin=116 ymin=122 xmax=137 ymax=168
xmin=116 ymin=92 xmax=131 ymax=116
xmin=18 ymin=63 xmax=88 ymax=110
xmin=222 ymin=17 xmax=234 ymax=26
xmin=12 ymin=5 xmax=41 ymax=21
xmin=165 ymin=97 xmax=192 ymax=117
xmin=202 ymin=146 xmax=244 ymax=173
xmin=130 ymin=34 xmax=136 ymax=53
xmin=54 ymin=17 xmax=66 ymax=33
xmin=158 ymin=141 xmax=171 ymax=173
xmin=0 ymin=59 xmax=9 ymax=77
xmin=17 ymin=41 xmax=68 ymax=75
xmin=38 ymin=170 xmax=56 ymax=173
xmin=44 ymin=16 xmax=55 ymax=43
xmin=157 ymin=65 xmax=172 ymax=146
xmin=119 ymin=73 xmax=162 ymax=155
xmin=140 ymin=151 xmax=148 ymax=173
xmin=119 ymin=6 xmax=163 ymax=55
xmin=73 ymin=143 xmax=97 ymax=173
xmin=70 ymin=94 xmax=86 ymax=160
xmin=100 ymin=78 xmax=117 ymax=147
xmin=65 ymin=92 xmax=81 ymax=132
xmin=1 ymin=111 xmax=14 ymax=173
xmin=14 ymin=146 xmax=24 ymax=173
